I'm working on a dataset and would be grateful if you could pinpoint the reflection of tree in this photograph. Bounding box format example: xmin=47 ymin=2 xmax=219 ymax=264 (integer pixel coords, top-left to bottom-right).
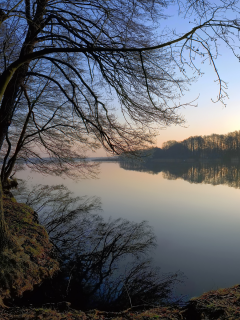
xmin=120 ymin=161 xmax=191 ymax=176
xmin=13 ymin=183 xmax=183 ymax=311
xmin=120 ymin=161 xmax=158 ymax=175
xmin=163 ymin=163 xmax=240 ymax=189
xmin=120 ymin=161 xmax=240 ymax=189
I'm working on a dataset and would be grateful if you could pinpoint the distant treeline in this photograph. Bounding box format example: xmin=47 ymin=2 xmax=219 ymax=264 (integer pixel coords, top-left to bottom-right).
xmin=150 ymin=130 xmax=240 ymax=160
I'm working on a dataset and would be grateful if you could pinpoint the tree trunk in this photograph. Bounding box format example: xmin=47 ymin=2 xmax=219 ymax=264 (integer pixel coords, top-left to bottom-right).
xmin=0 ymin=1 xmax=48 ymax=254
xmin=0 ymin=53 xmax=33 ymax=150
xmin=0 ymin=0 xmax=48 ymax=150
xmin=1 ymin=87 xmax=34 ymax=185
xmin=0 ymin=181 xmax=9 ymax=252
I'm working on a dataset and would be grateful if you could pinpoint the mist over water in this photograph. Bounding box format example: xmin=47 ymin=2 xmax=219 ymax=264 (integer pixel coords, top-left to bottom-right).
xmin=16 ymin=161 xmax=240 ymax=301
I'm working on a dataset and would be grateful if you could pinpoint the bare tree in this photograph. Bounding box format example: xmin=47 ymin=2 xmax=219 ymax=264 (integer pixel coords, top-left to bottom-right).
xmin=1 ymin=0 xmax=240 ymax=151
xmin=0 ymin=72 xmax=100 ymax=186
xmin=1 ymin=0 xmax=240 ymax=250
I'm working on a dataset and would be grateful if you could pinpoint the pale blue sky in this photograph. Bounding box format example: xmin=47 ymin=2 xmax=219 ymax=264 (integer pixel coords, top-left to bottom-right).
xmin=90 ymin=2 xmax=240 ymax=157
xmin=155 ymin=2 xmax=240 ymax=146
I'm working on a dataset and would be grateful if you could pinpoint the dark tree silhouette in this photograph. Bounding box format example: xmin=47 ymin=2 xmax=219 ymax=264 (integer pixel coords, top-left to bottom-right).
xmin=0 ymin=74 xmax=100 ymax=186
xmin=155 ymin=131 xmax=240 ymax=160
xmin=1 ymin=0 xmax=240 ymax=250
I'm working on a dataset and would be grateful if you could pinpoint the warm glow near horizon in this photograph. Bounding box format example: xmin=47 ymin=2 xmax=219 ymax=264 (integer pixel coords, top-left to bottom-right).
xmin=87 ymin=5 xmax=240 ymax=158
xmin=89 ymin=91 xmax=240 ymax=157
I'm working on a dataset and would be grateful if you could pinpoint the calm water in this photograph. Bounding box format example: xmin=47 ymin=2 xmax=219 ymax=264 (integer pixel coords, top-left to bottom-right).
xmin=16 ymin=161 xmax=240 ymax=300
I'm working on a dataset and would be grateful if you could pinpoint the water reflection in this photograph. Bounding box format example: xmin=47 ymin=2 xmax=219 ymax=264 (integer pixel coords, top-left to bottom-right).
xmin=120 ymin=161 xmax=240 ymax=189
xmin=13 ymin=182 xmax=183 ymax=311
xmin=15 ymin=162 xmax=240 ymax=303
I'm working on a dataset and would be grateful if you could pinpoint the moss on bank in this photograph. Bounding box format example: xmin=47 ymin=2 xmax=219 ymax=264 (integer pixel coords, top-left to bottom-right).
xmin=0 ymin=192 xmax=59 ymax=304
xmin=2 ymin=285 xmax=240 ymax=320
xmin=185 ymin=284 xmax=240 ymax=319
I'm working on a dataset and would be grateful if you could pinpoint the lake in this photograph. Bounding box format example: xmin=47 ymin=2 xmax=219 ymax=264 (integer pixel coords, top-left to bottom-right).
xmin=16 ymin=160 xmax=240 ymax=302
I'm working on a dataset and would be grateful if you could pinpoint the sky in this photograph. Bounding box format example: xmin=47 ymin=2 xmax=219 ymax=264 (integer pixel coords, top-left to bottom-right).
xmin=155 ymin=52 xmax=240 ymax=147
xmin=88 ymin=2 xmax=240 ymax=157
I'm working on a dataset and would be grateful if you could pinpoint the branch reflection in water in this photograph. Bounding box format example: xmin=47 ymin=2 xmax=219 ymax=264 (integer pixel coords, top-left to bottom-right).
xmin=12 ymin=182 xmax=184 ymax=311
